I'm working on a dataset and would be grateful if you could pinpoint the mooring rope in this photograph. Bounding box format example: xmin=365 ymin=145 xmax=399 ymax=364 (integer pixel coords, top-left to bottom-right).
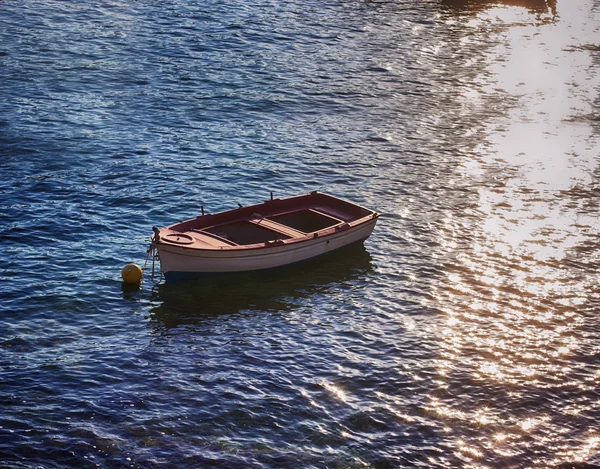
xmin=142 ymin=229 xmax=164 ymax=285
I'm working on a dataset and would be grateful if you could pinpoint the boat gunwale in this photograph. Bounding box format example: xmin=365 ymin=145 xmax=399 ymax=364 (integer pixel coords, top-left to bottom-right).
xmin=156 ymin=216 xmax=379 ymax=258
xmin=155 ymin=192 xmax=379 ymax=253
xmin=158 ymin=214 xmax=379 ymax=253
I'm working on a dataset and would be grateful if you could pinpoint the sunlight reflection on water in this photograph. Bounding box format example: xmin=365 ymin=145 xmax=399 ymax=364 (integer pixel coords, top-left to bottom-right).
xmin=431 ymin=0 xmax=600 ymax=466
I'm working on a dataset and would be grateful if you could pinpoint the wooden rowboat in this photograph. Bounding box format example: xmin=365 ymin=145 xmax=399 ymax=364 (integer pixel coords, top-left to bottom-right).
xmin=152 ymin=191 xmax=379 ymax=281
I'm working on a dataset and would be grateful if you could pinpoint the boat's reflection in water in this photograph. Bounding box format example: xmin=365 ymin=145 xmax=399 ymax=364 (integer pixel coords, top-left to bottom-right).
xmin=149 ymin=243 xmax=373 ymax=327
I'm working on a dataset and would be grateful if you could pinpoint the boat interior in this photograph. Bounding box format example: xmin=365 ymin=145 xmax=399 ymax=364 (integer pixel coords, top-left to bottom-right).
xmin=163 ymin=193 xmax=374 ymax=248
xmin=202 ymin=208 xmax=343 ymax=246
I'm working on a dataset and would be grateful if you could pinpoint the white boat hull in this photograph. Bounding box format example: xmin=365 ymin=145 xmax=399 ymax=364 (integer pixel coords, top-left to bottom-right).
xmin=157 ymin=218 xmax=377 ymax=281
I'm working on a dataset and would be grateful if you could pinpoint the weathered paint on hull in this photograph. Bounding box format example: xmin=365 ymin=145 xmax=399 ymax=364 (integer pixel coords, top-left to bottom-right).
xmin=157 ymin=219 xmax=377 ymax=281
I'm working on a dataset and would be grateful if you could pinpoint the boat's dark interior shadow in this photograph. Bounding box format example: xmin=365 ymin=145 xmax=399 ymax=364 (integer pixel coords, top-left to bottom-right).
xmin=149 ymin=243 xmax=373 ymax=327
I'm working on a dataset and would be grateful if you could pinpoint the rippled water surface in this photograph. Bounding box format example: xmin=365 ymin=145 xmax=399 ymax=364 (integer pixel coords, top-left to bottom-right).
xmin=1 ymin=0 xmax=599 ymax=467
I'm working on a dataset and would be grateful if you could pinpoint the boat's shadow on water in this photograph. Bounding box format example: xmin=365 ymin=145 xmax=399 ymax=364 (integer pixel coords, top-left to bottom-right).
xmin=148 ymin=244 xmax=373 ymax=327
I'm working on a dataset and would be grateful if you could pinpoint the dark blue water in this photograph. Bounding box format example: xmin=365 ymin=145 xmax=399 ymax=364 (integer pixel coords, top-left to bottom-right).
xmin=2 ymin=0 xmax=600 ymax=467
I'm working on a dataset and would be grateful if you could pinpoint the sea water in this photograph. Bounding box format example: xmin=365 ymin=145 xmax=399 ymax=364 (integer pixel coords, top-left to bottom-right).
xmin=1 ymin=0 xmax=599 ymax=467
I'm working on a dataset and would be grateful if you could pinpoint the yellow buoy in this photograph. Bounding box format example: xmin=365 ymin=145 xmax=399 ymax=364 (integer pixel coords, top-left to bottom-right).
xmin=121 ymin=263 xmax=143 ymax=284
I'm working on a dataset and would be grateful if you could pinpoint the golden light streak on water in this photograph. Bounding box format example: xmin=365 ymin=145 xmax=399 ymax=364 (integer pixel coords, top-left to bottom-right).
xmin=428 ymin=0 xmax=600 ymax=466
